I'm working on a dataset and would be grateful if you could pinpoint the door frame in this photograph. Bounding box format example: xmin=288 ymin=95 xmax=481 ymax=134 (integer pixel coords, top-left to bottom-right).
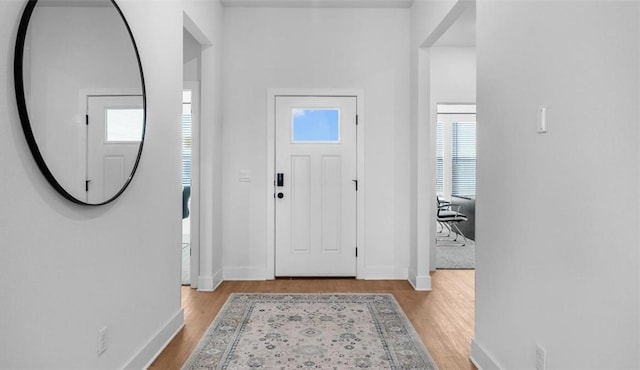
xmin=266 ymin=89 xmax=365 ymax=279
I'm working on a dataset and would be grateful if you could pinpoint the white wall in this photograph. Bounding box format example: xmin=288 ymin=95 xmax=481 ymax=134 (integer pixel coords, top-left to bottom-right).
xmin=0 ymin=0 xmax=183 ymax=368
xmin=222 ymin=7 xmax=411 ymax=279
xmin=430 ymin=46 xmax=475 ymax=105
xmin=473 ymin=1 xmax=640 ymax=368
xmin=183 ymin=30 xmax=201 ymax=82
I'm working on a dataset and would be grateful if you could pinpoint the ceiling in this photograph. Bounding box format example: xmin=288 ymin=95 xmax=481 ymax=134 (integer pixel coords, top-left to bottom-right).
xmin=220 ymin=0 xmax=475 ymax=46
xmin=221 ymin=0 xmax=415 ymax=8
xmin=434 ymin=3 xmax=476 ymax=47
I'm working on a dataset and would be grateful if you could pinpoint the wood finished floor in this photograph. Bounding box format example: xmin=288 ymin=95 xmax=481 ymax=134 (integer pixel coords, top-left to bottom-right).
xmin=150 ymin=270 xmax=475 ymax=370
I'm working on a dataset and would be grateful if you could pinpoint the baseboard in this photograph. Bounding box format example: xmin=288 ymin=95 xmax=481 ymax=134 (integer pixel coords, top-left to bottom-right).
xmin=470 ymin=338 xmax=503 ymax=370
xmin=197 ymin=269 xmax=223 ymax=292
xmin=219 ymin=265 xmax=409 ymax=281
xmin=197 ymin=275 xmax=214 ymax=291
xmin=408 ymin=270 xmax=432 ymax=291
xmin=223 ymin=265 xmax=267 ymax=280
xmin=362 ymin=266 xmax=408 ymax=280
xmin=123 ymin=309 xmax=184 ymax=370
xmin=212 ymin=269 xmax=223 ymax=290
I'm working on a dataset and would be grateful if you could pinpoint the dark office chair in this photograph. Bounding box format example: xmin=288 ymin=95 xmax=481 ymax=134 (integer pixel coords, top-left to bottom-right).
xmin=436 ymin=196 xmax=467 ymax=246
xmin=182 ymin=185 xmax=191 ymax=219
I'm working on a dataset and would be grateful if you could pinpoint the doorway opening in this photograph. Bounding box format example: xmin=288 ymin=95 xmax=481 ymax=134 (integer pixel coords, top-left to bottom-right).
xmin=181 ymin=89 xmax=194 ymax=285
xmin=435 ymin=103 xmax=476 ymax=270
xmin=182 ymin=24 xmax=202 ymax=287
xmin=418 ymin=1 xmax=476 ymax=275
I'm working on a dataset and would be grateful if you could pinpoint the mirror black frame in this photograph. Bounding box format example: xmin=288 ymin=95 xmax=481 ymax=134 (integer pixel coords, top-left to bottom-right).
xmin=14 ymin=0 xmax=147 ymax=206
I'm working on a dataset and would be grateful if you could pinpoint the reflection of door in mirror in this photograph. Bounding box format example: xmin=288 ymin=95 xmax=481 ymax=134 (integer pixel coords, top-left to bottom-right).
xmin=87 ymin=95 xmax=143 ymax=203
xmin=16 ymin=0 xmax=145 ymax=205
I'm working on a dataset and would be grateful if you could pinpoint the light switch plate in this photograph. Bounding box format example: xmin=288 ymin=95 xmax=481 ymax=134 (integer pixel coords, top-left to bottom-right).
xmin=239 ymin=169 xmax=252 ymax=182
xmin=538 ymin=106 xmax=547 ymax=134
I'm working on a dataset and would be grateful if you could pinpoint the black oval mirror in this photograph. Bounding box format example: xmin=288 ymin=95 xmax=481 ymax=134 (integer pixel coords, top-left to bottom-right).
xmin=14 ymin=0 xmax=146 ymax=206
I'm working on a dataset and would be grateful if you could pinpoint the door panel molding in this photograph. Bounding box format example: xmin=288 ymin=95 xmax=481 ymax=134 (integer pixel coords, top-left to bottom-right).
xmin=321 ymin=155 xmax=341 ymax=254
xmin=291 ymin=155 xmax=311 ymax=253
xmin=266 ymin=89 xmax=365 ymax=279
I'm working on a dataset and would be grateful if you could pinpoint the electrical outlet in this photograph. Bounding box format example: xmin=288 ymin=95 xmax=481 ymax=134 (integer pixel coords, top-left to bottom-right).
xmin=97 ymin=326 xmax=108 ymax=356
xmin=536 ymin=344 xmax=547 ymax=370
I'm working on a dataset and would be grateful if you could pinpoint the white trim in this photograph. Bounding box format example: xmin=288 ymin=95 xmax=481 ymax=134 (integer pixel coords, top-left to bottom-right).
xmin=224 ymin=266 xmax=269 ymax=281
xmin=437 ymin=103 xmax=476 ymax=114
xmin=122 ymin=309 xmax=184 ymax=370
xmin=266 ymin=89 xmax=365 ymax=280
xmin=415 ymin=47 xmax=437 ymax=278
xmin=212 ymin=269 xmax=224 ymax=290
xmin=197 ymin=268 xmax=223 ymax=292
xmin=470 ymin=339 xmax=503 ymax=370
xmin=364 ymin=266 xmax=408 ymax=280
xmin=408 ymin=270 xmax=432 ymax=291
xmin=197 ymin=275 xmax=214 ymax=291
xmin=78 ymin=88 xmax=143 ymax=102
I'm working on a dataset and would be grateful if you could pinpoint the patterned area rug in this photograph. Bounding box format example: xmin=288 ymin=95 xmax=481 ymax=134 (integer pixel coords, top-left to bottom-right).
xmin=182 ymin=293 xmax=438 ymax=369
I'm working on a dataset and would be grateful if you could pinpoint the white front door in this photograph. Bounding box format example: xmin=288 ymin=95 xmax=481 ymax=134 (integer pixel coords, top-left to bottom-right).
xmin=87 ymin=95 xmax=144 ymax=203
xmin=275 ymin=96 xmax=357 ymax=276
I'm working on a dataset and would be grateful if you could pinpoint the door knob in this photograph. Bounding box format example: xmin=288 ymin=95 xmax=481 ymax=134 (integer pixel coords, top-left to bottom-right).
xmin=277 ymin=192 xmax=284 ymax=199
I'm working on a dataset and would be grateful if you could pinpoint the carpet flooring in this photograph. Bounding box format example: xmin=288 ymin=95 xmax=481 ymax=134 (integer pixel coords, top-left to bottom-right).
xmin=436 ymin=238 xmax=475 ymax=270
xmin=182 ymin=293 xmax=438 ymax=369
xmin=182 ymin=242 xmax=190 ymax=285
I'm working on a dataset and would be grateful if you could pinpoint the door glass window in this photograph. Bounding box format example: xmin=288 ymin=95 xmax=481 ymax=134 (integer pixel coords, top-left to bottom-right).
xmin=292 ymin=108 xmax=340 ymax=143
xmin=105 ymin=108 xmax=143 ymax=142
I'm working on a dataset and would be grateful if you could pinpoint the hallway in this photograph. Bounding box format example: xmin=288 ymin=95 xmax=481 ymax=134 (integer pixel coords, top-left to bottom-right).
xmin=151 ymin=270 xmax=475 ymax=369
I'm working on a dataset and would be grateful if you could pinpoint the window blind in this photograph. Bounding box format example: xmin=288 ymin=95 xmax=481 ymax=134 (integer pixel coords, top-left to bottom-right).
xmin=451 ymin=122 xmax=476 ymax=197
xmin=436 ymin=122 xmax=444 ymax=196
xmin=182 ymin=102 xmax=192 ymax=188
